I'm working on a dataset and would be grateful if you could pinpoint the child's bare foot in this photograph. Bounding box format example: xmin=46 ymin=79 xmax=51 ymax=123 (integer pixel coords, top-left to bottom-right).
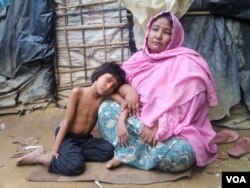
xmin=105 ymin=157 xmax=122 ymax=169
xmin=16 ymin=147 xmax=45 ymax=166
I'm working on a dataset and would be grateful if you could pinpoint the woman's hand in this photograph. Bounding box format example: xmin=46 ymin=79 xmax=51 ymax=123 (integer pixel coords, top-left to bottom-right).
xmin=140 ymin=124 xmax=158 ymax=147
xmin=125 ymin=92 xmax=140 ymax=117
xmin=118 ymin=84 xmax=140 ymax=116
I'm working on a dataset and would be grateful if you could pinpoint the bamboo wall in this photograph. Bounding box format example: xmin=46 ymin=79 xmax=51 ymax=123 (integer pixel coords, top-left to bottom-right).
xmin=54 ymin=0 xmax=131 ymax=107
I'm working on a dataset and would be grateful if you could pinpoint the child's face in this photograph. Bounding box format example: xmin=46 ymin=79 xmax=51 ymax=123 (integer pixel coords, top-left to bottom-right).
xmin=96 ymin=73 xmax=120 ymax=96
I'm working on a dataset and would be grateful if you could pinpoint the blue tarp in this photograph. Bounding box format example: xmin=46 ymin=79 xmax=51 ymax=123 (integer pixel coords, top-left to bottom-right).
xmin=0 ymin=0 xmax=10 ymax=9
xmin=181 ymin=0 xmax=250 ymax=121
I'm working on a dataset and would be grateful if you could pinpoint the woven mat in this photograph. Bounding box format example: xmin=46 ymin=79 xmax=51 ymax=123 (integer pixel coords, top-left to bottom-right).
xmin=26 ymin=162 xmax=191 ymax=184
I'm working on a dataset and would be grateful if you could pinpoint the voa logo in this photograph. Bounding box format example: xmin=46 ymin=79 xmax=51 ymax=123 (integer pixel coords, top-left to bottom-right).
xmin=226 ymin=176 xmax=246 ymax=184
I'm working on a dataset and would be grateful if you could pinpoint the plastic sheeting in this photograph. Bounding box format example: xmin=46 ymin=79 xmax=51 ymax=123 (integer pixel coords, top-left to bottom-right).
xmin=0 ymin=0 xmax=55 ymax=113
xmin=182 ymin=0 xmax=250 ymax=123
xmin=120 ymin=0 xmax=250 ymax=124
xmin=120 ymin=0 xmax=194 ymax=49
xmin=189 ymin=0 xmax=250 ymax=21
xmin=182 ymin=16 xmax=241 ymax=120
xmin=54 ymin=0 xmax=130 ymax=107
xmin=0 ymin=0 xmax=10 ymax=9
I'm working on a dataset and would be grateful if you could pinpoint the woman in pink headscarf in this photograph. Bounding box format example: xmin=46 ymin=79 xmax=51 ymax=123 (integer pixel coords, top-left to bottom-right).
xmin=98 ymin=11 xmax=218 ymax=172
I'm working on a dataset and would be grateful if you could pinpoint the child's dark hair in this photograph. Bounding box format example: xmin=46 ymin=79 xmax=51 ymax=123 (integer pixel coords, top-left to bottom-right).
xmin=91 ymin=62 xmax=126 ymax=86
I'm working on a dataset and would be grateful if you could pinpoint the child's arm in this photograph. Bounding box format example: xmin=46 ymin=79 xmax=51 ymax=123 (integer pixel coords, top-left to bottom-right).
xmin=108 ymin=93 xmax=130 ymax=146
xmin=51 ymin=88 xmax=80 ymax=157
xmin=107 ymin=93 xmax=127 ymax=111
xmin=117 ymin=108 xmax=129 ymax=146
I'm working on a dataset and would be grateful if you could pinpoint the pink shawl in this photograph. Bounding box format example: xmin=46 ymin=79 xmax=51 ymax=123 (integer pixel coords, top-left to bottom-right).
xmin=122 ymin=12 xmax=218 ymax=166
xmin=122 ymin=12 xmax=218 ymax=128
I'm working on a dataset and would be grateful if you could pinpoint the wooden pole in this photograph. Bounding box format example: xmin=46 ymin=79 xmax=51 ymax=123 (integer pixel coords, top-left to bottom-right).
xmin=56 ymin=23 xmax=128 ymax=31
xmin=56 ymin=0 xmax=118 ymax=10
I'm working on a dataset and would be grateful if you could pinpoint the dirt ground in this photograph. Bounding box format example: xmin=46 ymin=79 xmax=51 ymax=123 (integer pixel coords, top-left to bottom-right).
xmin=0 ymin=106 xmax=249 ymax=188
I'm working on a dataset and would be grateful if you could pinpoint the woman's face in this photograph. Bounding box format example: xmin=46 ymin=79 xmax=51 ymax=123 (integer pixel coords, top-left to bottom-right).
xmin=147 ymin=17 xmax=172 ymax=53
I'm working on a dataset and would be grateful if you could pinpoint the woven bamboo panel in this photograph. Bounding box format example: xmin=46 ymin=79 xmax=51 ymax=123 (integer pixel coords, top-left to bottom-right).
xmin=54 ymin=0 xmax=131 ymax=107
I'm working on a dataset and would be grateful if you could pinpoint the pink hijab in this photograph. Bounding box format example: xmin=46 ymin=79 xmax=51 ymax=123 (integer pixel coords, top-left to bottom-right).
xmin=122 ymin=11 xmax=218 ymax=128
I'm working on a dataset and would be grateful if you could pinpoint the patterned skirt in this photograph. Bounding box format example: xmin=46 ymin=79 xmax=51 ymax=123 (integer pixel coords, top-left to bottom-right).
xmin=98 ymin=100 xmax=196 ymax=172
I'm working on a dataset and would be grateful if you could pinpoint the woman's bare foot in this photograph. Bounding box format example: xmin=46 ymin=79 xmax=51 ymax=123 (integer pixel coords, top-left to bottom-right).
xmin=105 ymin=157 xmax=122 ymax=169
xmin=16 ymin=147 xmax=45 ymax=166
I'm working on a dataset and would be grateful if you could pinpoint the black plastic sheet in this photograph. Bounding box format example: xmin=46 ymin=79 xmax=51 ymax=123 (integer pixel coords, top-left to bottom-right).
xmin=0 ymin=0 xmax=55 ymax=111
xmin=0 ymin=0 xmax=55 ymax=78
xmin=189 ymin=0 xmax=250 ymax=21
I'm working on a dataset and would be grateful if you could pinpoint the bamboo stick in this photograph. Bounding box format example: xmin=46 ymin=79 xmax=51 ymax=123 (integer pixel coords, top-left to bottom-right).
xmin=62 ymin=3 xmax=73 ymax=89
xmin=57 ymin=67 xmax=95 ymax=73
xmin=118 ymin=1 xmax=124 ymax=62
xmin=57 ymin=42 xmax=129 ymax=49
xmin=101 ymin=2 xmax=107 ymax=62
xmin=57 ymin=65 xmax=95 ymax=69
xmin=56 ymin=8 xmax=127 ymax=17
xmin=57 ymin=82 xmax=91 ymax=92
xmin=57 ymin=66 xmax=99 ymax=74
xmin=78 ymin=0 xmax=88 ymax=82
xmin=56 ymin=23 xmax=128 ymax=31
xmin=185 ymin=11 xmax=211 ymax=16
xmin=56 ymin=0 xmax=118 ymax=10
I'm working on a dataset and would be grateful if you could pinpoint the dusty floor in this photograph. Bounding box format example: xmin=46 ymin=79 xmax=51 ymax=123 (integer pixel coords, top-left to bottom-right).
xmin=0 ymin=106 xmax=249 ymax=188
